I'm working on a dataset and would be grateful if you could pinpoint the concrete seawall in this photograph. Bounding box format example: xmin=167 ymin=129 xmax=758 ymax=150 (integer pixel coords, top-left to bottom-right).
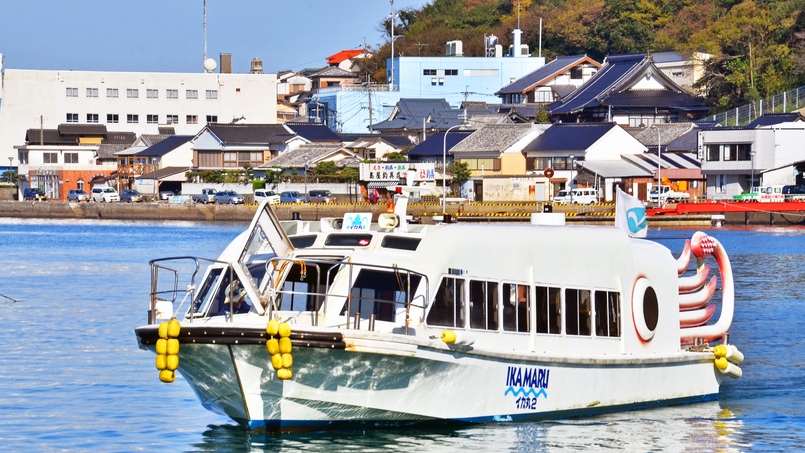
xmin=0 ymin=201 xmax=719 ymax=226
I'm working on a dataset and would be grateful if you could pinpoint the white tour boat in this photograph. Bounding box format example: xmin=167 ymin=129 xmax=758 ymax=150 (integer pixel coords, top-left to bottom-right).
xmin=135 ymin=190 xmax=744 ymax=431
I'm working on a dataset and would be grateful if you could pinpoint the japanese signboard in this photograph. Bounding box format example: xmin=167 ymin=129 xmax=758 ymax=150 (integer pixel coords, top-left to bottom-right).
xmin=360 ymin=163 xmax=436 ymax=182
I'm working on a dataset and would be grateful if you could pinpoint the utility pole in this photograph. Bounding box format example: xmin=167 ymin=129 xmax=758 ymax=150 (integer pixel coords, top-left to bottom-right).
xmin=367 ymin=74 xmax=374 ymax=133
xmin=389 ymin=0 xmax=395 ymax=91
xmin=414 ymin=42 xmax=429 ymax=56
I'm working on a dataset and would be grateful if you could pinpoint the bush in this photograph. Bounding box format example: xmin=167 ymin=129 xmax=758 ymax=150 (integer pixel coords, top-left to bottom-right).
xmin=252 ymin=180 xmax=265 ymax=190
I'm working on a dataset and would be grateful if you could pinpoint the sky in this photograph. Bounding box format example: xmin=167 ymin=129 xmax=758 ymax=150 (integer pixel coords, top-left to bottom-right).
xmin=0 ymin=0 xmax=427 ymax=74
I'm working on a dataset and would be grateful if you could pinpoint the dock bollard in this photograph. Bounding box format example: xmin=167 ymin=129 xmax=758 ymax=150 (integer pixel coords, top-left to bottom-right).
xmin=369 ymin=314 xmax=376 ymax=331
xmin=291 ymin=212 xmax=301 ymax=220
xmin=353 ymin=312 xmax=361 ymax=329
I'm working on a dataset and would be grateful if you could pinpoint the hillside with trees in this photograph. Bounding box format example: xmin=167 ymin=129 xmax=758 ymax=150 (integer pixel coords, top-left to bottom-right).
xmin=362 ymin=0 xmax=805 ymax=109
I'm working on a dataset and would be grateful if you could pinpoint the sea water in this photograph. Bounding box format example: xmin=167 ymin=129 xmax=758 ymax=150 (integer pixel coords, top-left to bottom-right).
xmin=0 ymin=219 xmax=803 ymax=452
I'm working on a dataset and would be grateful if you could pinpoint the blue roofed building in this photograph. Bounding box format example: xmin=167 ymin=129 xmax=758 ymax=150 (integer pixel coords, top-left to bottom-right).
xmin=310 ymin=29 xmax=545 ymax=135
xmin=407 ymin=129 xmax=475 ymax=165
xmin=548 ymin=53 xmax=711 ymax=126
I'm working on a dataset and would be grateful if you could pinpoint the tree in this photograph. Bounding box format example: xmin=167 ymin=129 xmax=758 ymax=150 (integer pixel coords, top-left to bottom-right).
xmin=536 ymin=105 xmax=550 ymax=123
xmin=386 ymin=151 xmax=407 ymax=161
xmin=446 ymin=161 xmax=471 ymax=195
xmin=314 ymin=161 xmax=339 ymax=175
xmin=1 ymin=170 xmax=17 ymax=184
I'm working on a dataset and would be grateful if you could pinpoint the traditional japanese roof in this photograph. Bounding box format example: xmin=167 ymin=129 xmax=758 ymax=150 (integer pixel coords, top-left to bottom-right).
xmin=451 ymin=124 xmax=539 ymax=155
xmin=326 ymin=49 xmax=367 ymax=66
xmin=548 ymin=53 xmax=709 ymax=116
xmin=339 ymin=133 xmax=413 ymax=148
xmin=523 ymin=123 xmax=618 ymax=153
xmin=138 ymin=134 xmax=173 ymax=147
xmin=665 ymin=128 xmax=700 ymax=153
xmin=745 ymin=113 xmax=805 ymax=129
xmin=496 ymin=55 xmax=601 ymax=96
xmin=97 ymin=143 xmax=133 ymax=160
xmin=285 ymin=123 xmax=342 ymax=142
xmin=57 ymin=124 xmax=107 ymax=136
xmin=25 ymin=129 xmax=75 ymax=145
xmin=137 ymin=135 xmax=194 ymax=157
xmin=407 ymin=130 xmax=475 ymax=158
xmin=137 ymin=166 xmax=190 ymax=181
xmin=373 ymin=99 xmax=452 ymax=131
xmin=632 ymin=123 xmax=697 ymax=149
xmin=466 ymin=113 xmax=513 ymax=128
xmin=313 ymin=66 xmax=357 ymax=78
xmin=204 ymin=123 xmax=297 ymax=145
xmin=259 ymin=143 xmax=352 ymax=168
xmin=105 ymin=131 xmax=137 ymax=144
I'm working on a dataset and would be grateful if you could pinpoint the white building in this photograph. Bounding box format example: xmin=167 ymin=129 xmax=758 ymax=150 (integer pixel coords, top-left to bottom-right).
xmin=0 ymin=64 xmax=278 ymax=165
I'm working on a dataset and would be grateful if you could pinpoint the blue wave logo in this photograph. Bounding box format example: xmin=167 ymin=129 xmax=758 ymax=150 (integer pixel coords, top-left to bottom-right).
xmin=627 ymin=207 xmax=647 ymax=234
xmin=504 ymin=387 xmax=548 ymax=398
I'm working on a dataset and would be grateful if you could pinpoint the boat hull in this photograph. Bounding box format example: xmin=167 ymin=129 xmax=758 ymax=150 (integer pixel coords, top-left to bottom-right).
xmin=142 ymin=335 xmax=722 ymax=431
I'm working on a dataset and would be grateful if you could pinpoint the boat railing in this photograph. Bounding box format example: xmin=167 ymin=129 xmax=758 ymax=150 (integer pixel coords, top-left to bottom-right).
xmin=265 ymin=257 xmax=429 ymax=333
xmin=148 ymin=256 xmax=231 ymax=324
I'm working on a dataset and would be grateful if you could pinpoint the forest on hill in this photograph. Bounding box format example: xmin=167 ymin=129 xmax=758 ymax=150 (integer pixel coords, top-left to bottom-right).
xmin=360 ymin=0 xmax=805 ymax=110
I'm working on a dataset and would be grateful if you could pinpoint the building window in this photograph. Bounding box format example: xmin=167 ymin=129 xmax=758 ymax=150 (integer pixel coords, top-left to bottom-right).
xmin=205 ymin=90 xmax=218 ymax=100
xmin=127 ymin=114 xmax=139 ymax=124
xmin=737 ymin=144 xmax=752 ymax=161
xmin=147 ymin=114 xmax=159 ymax=124
xmin=66 ymin=113 xmax=78 ymax=123
xmin=423 ymin=69 xmax=437 ymax=76
xmin=186 ymin=89 xmax=198 ymax=99
xmin=64 ymin=152 xmax=78 ymax=164
xmin=570 ymin=68 xmax=583 ymax=79
xmin=534 ymin=157 xmax=551 ymax=170
xmin=127 ymin=89 xmax=138 ymax=98
xmin=77 ymin=179 xmax=84 ymax=191
xmin=707 ymin=145 xmax=720 ymax=161
xmin=166 ymin=115 xmax=178 ymax=124
xmin=723 ymin=144 xmax=737 ymax=161
xmin=445 ymin=69 xmax=458 ymax=76
xmin=86 ymin=88 xmax=99 ymax=98
xmin=107 ymin=114 xmax=119 ymax=123
xmin=107 ymin=88 xmax=118 ymax=98
xmin=672 ymin=71 xmax=685 ymax=77
xmin=206 ymin=115 xmax=218 ymax=123
xmin=146 ymin=89 xmax=158 ymax=99
xmin=187 ymin=115 xmax=198 ymax=124
xmin=66 ymin=87 xmax=78 ymax=97
xmin=87 ymin=113 xmax=99 ymax=123
xmin=43 ymin=152 xmax=58 ymax=164
xmin=166 ymin=89 xmax=178 ymax=99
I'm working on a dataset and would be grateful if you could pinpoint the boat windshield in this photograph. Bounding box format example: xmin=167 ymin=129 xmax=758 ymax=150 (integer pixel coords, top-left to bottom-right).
xmin=239 ymin=204 xmax=294 ymax=291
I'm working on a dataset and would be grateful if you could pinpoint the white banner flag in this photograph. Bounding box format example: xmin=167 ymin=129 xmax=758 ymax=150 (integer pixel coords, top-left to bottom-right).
xmin=615 ymin=187 xmax=648 ymax=238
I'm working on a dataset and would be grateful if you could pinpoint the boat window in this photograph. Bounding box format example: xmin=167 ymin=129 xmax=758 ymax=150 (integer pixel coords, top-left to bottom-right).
xmin=426 ymin=277 xmax=466 ymax=328
xmin=594 ymin=290 xmax=621 ymax=337
xmin=192 ymin=267 xmax=224 ymax=316
xmin=535 ymin=286 xmax=562 ymax=334
xmin=380 ymin=236 xmax=421 ymax=251
xmin=325 ymin=234 xmax=373 ymax=247
xmin=565 ymin=288 xmax=592 ymax=336
xmin=470 ymin=280 xmax=499 ymax=331
xmin=239 ymin=205 xmax=293 ymax=289
xmin=503 ymin=283 xmax=530 ymax=333
xmin=340 ymin=269 xmax=421 ymax=322
xmin=290 ymin=235 xmax=317 ymax=248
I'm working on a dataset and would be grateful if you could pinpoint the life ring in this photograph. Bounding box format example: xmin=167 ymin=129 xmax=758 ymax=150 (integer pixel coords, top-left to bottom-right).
xmin=544 ymin=168 xmax=555 ymax=178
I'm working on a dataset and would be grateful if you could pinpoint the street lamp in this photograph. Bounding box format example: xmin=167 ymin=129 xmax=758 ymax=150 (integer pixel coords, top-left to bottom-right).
xmin=7 ymin=157 xmax=13 ymax=202
xmin=651 ymin=124 xmax=661 ymax=191
xmin=569 ymin=154 xmax=575 ymax=203
xmin=750 ymin=150 xmax=757 ymax=193
xmin=443 ymin=124 xmax=462 ymax=214
xmin=151 ymin=157 xmax=157 ymax=202
xmin=303 ymin=155 xmax=309 ymax=203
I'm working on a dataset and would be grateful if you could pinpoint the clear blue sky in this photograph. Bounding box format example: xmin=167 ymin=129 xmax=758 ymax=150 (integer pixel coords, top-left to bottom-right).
xmin=0 ymin=0 xmax=426 ymax=74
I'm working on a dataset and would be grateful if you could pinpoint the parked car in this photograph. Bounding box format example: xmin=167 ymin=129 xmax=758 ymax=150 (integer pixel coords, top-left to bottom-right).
xmin=23 ymin=188 xmax=46 ymax=201
xmin=214 ymin=191 xmax=245 ymax=204
xmin=159 ymin=190 xmax=178 ymax=200
xmin=66 ymin=189 xmax=88 ymax=202
xmin=192 ymin=188 xmax=218 ymax=204
xmin=552 ymin=188 xmax=597 ymax=204
xmin=120 ymin=189 xmax=143 ymax=203
xmin=280 ymin=191 xmax=305 ymax=203
xmin=91 ymin=187 xmax=120 ymax=202
xmin=254 ymin=190 xmax=280 ymax=205
xmin=307 ymin=190 xmax=336 ymax=204
xmin=783 ymin=185 xmax=805 ymax=201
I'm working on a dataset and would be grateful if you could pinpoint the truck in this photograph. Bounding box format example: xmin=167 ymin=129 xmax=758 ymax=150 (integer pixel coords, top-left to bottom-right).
xmin=192 ymin=188 xmax=218 ymax=204
xmin=648 ymin=185 xmax=690 ymax=203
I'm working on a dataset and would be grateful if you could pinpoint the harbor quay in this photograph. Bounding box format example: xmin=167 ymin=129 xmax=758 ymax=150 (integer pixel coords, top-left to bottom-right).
xmin=1 ymin=200 xmax=791 ymax=226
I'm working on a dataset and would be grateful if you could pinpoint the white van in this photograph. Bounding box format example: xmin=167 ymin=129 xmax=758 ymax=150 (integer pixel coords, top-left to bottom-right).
xmin=91 ymin=186 xmax=120 ymax=202
xmin=552 ymin=188 xmax=597 ymax=204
